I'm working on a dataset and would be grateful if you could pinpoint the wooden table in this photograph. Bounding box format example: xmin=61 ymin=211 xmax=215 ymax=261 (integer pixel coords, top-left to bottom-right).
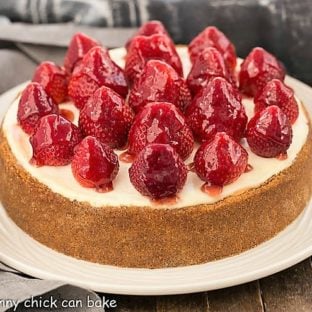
xmin=103 ymin=258 xmax=312 ymax=311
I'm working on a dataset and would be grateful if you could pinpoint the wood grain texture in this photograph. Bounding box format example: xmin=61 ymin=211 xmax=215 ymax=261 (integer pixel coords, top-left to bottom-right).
xmin=156 ymin=292 xmax=208 ymax=312
xmin=260 ymin=259 xmax=312 ymax=312
xmin=113 ymin=295 xmax=156 ymax=311
xmin=207 ymin=281 xmax=264 ymax=312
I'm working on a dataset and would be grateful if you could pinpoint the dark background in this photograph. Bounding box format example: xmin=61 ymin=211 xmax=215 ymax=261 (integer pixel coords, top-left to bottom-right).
xmin=0 ymin=0 xmax=311 ymax=84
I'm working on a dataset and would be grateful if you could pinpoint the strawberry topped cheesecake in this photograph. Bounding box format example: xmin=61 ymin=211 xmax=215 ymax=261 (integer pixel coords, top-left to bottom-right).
xmin=0 ymin=22 xmax=311 ymax=268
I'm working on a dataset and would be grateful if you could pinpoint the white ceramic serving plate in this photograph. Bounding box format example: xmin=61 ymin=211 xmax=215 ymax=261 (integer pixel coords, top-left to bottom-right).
xmin=0 ymin=72 xmax=311 ymax=296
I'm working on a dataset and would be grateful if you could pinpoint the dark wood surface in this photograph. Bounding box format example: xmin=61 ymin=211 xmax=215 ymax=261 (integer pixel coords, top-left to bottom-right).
xmin=110 ymin=258 xmax=312 ymax=312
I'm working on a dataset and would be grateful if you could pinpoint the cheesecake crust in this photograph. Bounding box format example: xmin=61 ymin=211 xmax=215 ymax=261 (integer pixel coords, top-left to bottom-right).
xmin=0 ymin=126 xmax=311 ymax=268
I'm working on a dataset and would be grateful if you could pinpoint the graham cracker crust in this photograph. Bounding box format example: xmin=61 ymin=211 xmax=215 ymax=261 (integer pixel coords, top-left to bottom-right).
xmin=0 ymin=126 xmax=311 ymax=268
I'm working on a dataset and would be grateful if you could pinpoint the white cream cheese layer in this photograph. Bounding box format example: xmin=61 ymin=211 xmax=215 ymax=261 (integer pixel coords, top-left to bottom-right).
xmin=2 ymin=47 xmax=309 ymax=208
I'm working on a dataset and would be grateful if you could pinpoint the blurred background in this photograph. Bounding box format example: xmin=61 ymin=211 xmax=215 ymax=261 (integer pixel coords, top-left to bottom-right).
xmin=0 ymin=0 xmax=311 ymax=92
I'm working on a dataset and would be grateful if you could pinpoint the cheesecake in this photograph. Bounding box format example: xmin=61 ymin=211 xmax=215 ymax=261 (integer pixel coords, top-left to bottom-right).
xmin=0 ymin=24 xmax=311 ymax=268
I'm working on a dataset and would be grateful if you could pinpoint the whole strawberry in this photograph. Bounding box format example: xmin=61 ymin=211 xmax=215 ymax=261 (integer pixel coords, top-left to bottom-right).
xmin=188 ymin=26 xmax=237 ymax=73
xmin=32 ymin=61 xmax=68 ymax=104
xmin=79 ymin=86 xmax=134 ymax=149
xmin=128 ymin=102 xmax=194 ymax=160
xmin=194 ymin=132 xmax=248 ymax=186
xmin=254 ymin=79 xmax=299 ymax=124
xmin=185 ymin=77 xmax=247 ymax=142
xmin=128 ymin=60 xmax=191 ymax=113
xmin=129 ymin=144 xmax=187 ymax=199
xmin=239 ymin=47 xmax=285 ymax=97
xmin=64 ymin=32 xmax=101 ymax=74
xmin=246 ymin=105 xmax=292 ymax=158
xmin=125 ymin=20 xmax=171 ymax=50
xmin=17 ymin=82 xmax=58 ymax=135
xmin=71 ymin=136 xmax=119 ymax=192
xmin=125 ymin=34 xmax=183 ymax=85
xmin=68 ymin=46 xmax=128 ymax=109
xmin=30 ymin=114 xmax=81 ymax=166
xmin=187 ymin=47 xmax=234 ymax=96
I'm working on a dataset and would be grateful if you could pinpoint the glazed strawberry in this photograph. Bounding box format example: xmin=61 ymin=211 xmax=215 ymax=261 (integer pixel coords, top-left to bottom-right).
xmin=17 ymin=82 xmax=58 ymax=135
xmin=239 ymin=47 xmax=285 ymax=97
xmin=129 ymin=144 xmax=187 ymax=199
xmin=194 ymin=132 xmax=248 ymax=186
xmin=246 ymin=105 xmax=292 ymax=158
xmin=32 ymin=61 xmax=68 ymax=104
xmin=187 ymin=47 xmax=234 ymax=96
xmin=30 ymin=114 xmax=81 ymax=166
xmin=128 ymin=102 xmax=194 ymax=160
xmin=185 ymin=77 xmax=247 ymax=142
xmin=128 ymin=60 xmax=191 ymax=113
xmin=68 ymin=46 xmax=128 ymax=109
xmin=254 ymin=79 xmax=299 ymax=124
xmin=68 ymin=74 xmax=99 ymax=109
xmin=125 ymin=20 xmax=171 ymax=50
xmin=64 ymin=32 xmax=101 ymax=74
xmin=71 ymin=136 xmax=119 ymax=191
xmin=188 ymin=26 xmax=237 ymax=73
xmin=79 ymin=86 xmax=134 ymax=149
xmin=125 ymin=34 xmax=183 ymax=85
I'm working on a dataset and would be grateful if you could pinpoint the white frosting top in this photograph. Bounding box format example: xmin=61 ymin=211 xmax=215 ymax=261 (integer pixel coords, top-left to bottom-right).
xmin=2 ymin=47 xmax=310 ymax=208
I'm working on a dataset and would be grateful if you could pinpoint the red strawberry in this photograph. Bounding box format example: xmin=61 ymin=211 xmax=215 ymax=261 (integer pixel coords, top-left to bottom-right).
xmin=194 ymin=132 xmax=248 ymax=186
xmin=64 ymin=32 xmax=101 ymax=74
xmin=32 ymin=61 xmax=68 ymax=104
xmin=17 ymin=82 xmax=58 ymax=135
xmin=125 ymin=34 xmax=183 ymax=85
xmin=239 ymin=47 xmax=285 ymax=97
xmin=30 ymin=114 xmax=81 ymax=166
xmin=125 ymin=20 xmax=171 ymax=50
xmin=68 ymin=74 xmax=98 ymax=109
xmin=71 ymin=136 xmax=119 ymax=191
xmin=188 ymin=26 xmax=237 ymax=73
xmin=128 ymin=102 xmax=194 ymax=160
xmin=246 ymin=105 xmax=292 ymax=158
xmin=129 ymin=144 xmax=187 ymax=199
xmin=128 ymin=60 xmax=191 ymax=113
xmin=254 ymin=79 xmax=299 ymax=124
xmin=79 ymin=86 xmax=134 ymax=149
xmin=187 ymin=47 xmax=234 ymax=96
xmin=68 ymin=46 xmax=128 ymax=109
xmin=185 ymin=77 xmax=247 ymax=143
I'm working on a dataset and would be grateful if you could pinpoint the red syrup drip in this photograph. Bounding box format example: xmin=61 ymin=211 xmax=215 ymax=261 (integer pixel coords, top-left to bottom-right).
xmin=276 ymin=152 xmax=288 ymax=160
xmin=96 ymin=182 xmax=113 ymax=193
xmin=241 ymin=94 xmax=252 ymax=100
xmin=119 ymin=151 xmax=135 ymax=163
xmin=60 ymin=109 xmax=74 ymax=122
xmin=187 ymin=162 xmax=195 ymax=172
xmin=151 ymin=195 xmax=179 ymax=206
xmin=245 ymin=164 xmax=253 ymax=172
xmin=201 ymin=183 xmax=223 ymax=196
xmin=29 ymin=157 xmax=39 ymax=167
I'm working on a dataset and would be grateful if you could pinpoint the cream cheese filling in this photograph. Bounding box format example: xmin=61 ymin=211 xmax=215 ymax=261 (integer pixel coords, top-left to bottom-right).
xmin=2 ymin=47 xmax=309 ymax=208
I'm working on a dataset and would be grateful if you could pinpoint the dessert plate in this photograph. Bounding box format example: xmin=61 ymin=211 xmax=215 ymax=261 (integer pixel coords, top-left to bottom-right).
xmin=0 ymin=78 xmax=311 ymax=296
